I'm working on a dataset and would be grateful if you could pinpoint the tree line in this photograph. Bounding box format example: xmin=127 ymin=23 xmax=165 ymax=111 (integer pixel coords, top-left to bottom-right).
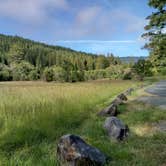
xmin=0 ymin=34 xmax=123 ymax=82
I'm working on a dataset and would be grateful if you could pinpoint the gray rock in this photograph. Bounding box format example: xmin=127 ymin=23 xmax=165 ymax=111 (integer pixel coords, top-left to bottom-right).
xmin=154 ymin=121 xmax=166 ymax=132
xmin=124 ymin=88 xmax=134 ymax=95
xmin=117 ymin=93 xmax=128 ymax=101
xmin=104 ymin=117 xmax=129 ymax=140
xmin=98 ymin=104 xmax=118 ymax=117
xmin=112 ymin=97 xmax=123 ymax=105
xmin=57 ymin=134 xmax=106 ymax=166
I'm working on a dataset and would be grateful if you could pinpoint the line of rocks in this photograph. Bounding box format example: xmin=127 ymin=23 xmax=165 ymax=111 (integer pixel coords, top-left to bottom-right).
xmin=57 ymin=88 xmax=134 ymax=166
xmin=98 ymin=88 xmax=133 ymax=141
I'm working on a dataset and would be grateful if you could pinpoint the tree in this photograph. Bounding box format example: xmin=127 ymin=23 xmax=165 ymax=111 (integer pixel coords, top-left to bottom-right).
xmin=108 ymin=54 xmax=122 ymax=65
xmin=0 ymin=34 xmax=127 ymax=82
xmin=42 ymin=66 xmax=67 ymax=82
xmin=142 ymin=0 xmax=166 ymax=73
xmin=11 ymin=61 xmax=36 ymax=81
xmin=43 ymin=67 xmax=54 ymax=82
xmin=52 ymin=66 xmax=66 ymax=82
xmin=132 ymin=59 xmax=153 ymax=80
xmin=0 ymin=63 xmax=11 ymax=81
xmin=8 ymin=43 xmax=25 ymax=63
xmin=96 ymin=55 xmax=110 ymax=69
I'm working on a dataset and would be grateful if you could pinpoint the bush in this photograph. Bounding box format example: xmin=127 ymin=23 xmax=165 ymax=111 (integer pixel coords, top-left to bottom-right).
xmin=11 ymin=61 xmax=36 ymax=81
xmin=157 ymin=67 xmax=166 ymax=76
xmin=106 ymin=65 xmax=125 ymax=79
xmin=43 ymin=67 xmax=53 ymax=82
xmin=132 ymin=59 xmax=153 ymax=80
xmin=29 ymin=70 xmax=39 ymax=80
xmin=122 ymin=68 xmax=132 ymax=80
xmin=0 ymin=63 xmax=12 ymax=81
xmin=52 ymin=66 xmax=66 ymax=82
xmin=43 ymin=66 xmax=67 ymax=82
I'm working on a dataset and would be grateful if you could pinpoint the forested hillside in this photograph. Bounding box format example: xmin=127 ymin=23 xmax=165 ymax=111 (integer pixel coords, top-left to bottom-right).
xmin=0 ymin=34 xmax=122 ymax=82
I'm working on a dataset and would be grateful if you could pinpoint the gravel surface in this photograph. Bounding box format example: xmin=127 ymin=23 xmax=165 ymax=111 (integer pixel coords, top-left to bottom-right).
xmin=138 ymin=80 xmax=166 ymax=109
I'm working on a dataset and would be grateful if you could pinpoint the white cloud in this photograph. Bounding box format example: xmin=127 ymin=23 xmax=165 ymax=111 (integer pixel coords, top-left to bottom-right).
xmin=109 ymin=9 xmax=146 ymax=32
xmin=0 ymin=0 xmax=146 ymax=40
xmin=76 ymin=6 xmax=101 ymax=25
xmin=66 ymin=6 xmax=145 ymax=39
xmin=0 ymin=0 xmax=69 ymax=24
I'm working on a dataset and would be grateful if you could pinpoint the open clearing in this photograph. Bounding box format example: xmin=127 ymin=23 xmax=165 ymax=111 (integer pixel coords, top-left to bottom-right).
xmin=0 ymin=80 xmax=166 ymax=166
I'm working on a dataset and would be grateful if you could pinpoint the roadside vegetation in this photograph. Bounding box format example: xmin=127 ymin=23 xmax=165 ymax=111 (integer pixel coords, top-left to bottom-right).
xmin=0 ymin=80 xmax=138 ymax=165
xmin=0 ymin=79 xmax=165 ymax=165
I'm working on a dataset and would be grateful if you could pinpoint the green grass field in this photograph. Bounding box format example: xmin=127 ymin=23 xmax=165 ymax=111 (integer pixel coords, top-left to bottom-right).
xmin=0 ymin=80 xmax=165 ymax=166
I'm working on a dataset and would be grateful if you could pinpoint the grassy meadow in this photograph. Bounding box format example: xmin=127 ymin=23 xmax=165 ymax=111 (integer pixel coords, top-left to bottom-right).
xmin=0 ymin=80 xmax=165 ymax=165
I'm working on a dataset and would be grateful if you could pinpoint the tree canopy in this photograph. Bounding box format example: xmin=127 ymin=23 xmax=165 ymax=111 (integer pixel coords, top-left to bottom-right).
xmin=143 ymin=0 xmax=166 ymax=74
xmin=0 ymin=34 xmax=123 ymax=82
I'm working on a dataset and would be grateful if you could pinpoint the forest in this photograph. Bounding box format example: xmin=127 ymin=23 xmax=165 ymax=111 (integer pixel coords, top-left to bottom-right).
xmin=0 ymin=34 xmax=126 ymax=82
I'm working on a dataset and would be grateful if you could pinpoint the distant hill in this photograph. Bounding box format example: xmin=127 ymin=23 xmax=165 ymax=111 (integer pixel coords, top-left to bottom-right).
xmin=0 ymin=34 xmax=122 ymax=82
xmin=120 ymin=56 xmax=147 ymax=63
xmin=0 ymin=34 xmax=99 ymax=69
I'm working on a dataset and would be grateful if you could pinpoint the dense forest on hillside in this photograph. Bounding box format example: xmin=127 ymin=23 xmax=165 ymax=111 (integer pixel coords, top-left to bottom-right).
xmin=0 ymin=29 xmax=165 ymax=82
xmin=0 ymin=34 xmax=126 ymax=82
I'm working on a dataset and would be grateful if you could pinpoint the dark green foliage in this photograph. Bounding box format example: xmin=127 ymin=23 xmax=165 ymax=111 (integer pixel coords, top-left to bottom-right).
xmin=132 ymin=59 xmax=153 ymax=80
xmin=143 ymin=0 xmax=166 ymax=73
xmin=43 ymin=66 xmax=66 ymax=82
xmin=0 ymin=34 xmax=123 ymax=82
xmin=0 ymin=63 xmax=11 ymax=81
xmin=29 ymin=70 xmax=40 ymax=80
xmin=122 ymin=69 xmax=132 ymax=80
xmin=43 ymin=67 xmax=54 ymax=82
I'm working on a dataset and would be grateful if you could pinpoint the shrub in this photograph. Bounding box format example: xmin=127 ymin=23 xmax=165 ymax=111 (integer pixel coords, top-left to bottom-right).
xmin=11 ymin=61 xmax=36 ymax=81
xmin=43 ymin=67 xmax=53 ymax=82
xmin=0 ymin=63 xmax=12 ymax=81
xmin=43 ymin=66 xmax=67 ymax=82
xmin=122 ymin=68 xmax=132 ymax=80
xmin=52 ymin=66 xmax=66 ymax=82
xmin=29 ymin=70 xmax=39 ymax=80
xmin=157 ymin=67 xmax=166 ymax=76
xmin=132 ymin=59 xmax=153 ymax=80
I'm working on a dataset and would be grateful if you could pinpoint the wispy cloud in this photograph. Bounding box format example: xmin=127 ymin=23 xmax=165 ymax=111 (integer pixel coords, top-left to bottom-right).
xmin=64 ymin=5 xmax=146 ymax=39
xmin=0 ymin=0 xmax=69 ymax=25
xmin=0 ymin=0 xmax=147 ymax=42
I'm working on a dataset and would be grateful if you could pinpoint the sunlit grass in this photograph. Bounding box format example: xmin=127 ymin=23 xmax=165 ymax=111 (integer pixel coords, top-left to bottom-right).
xmin=0 ymin=80 xmax=138 ymax=165
xmin=0 ymin=80 xmax=165 ymax=166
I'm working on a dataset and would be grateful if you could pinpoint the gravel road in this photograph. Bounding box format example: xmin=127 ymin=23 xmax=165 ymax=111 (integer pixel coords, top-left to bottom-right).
xmin=138 ymin=80 xmax=166 ymax=109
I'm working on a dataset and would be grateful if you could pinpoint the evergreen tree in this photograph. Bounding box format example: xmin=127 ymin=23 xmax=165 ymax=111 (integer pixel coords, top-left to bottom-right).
xmin=8 ymin=43 xmax=25 ymax=63
xmin=142 ymin=0 xmax=166 ymax=73
xmin=0 ymin=34 xmax=125 ymax=82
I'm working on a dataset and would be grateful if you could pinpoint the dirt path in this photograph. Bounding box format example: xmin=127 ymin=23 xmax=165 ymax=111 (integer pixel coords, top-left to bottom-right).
xmin=137 ymin=80 xmax=166 ymax=110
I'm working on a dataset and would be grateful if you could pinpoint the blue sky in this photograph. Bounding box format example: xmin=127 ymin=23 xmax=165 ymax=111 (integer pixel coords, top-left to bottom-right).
xmin=0 ymin=0 xmax=153 ymax=57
